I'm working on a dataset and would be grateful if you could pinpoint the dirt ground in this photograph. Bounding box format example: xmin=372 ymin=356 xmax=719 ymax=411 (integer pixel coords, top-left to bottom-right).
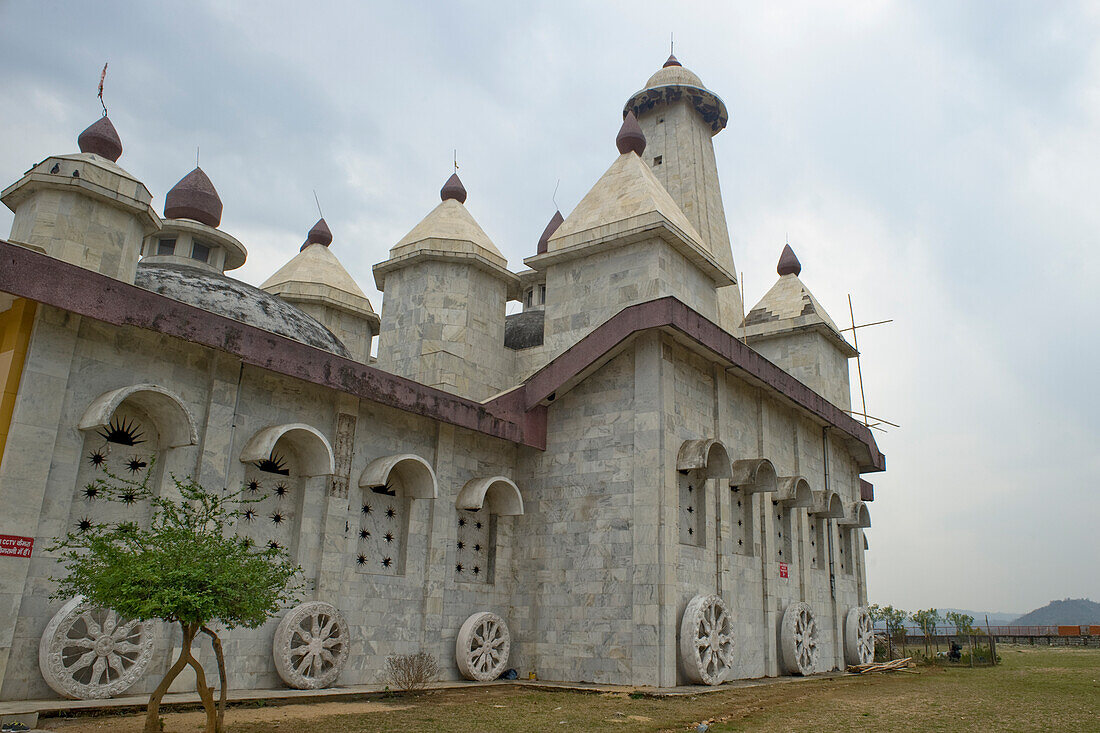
xmin=36 ymin=645 xmax=1100 ymax=732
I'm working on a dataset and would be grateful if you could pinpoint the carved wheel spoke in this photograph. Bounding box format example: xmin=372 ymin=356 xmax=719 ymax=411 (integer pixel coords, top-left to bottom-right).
xmin=275 ymin=602 xmax=350 ymax=690
xmin=40 ymin=597 xmax=156 ymax=699
xmin=456 ymin=612 xmax=511 ymax=681
xmin=680 ymin=594 xmax=734 ymax=685
xmin=781 ymin=602 xmax=819 ymax=676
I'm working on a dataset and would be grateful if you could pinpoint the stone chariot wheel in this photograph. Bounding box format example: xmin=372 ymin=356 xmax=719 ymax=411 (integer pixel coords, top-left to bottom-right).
xmin=455 ymin=611 xmax=510 ymax=681
xmin=779 ymin=601 xmax=819 ymax=676
xmin=844 ymin=606 xmax=875 ymax=666
xmin=38 ymin=596 xmax=156 ymax=699
xmin=273 ymin=601 xmax=350 ymax=689
xmin=679 ymin=594 xmax=733 ymax=685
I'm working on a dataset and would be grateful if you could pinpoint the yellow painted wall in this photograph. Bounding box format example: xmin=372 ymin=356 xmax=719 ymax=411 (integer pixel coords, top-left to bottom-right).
xmin=0 ymin=298 xmax=37 ymax=468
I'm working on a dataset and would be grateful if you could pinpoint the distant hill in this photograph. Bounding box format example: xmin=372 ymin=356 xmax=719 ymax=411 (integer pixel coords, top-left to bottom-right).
xmin=1012 ymin=598 xmax=1100 ymax=626
xmin=940 ymin=608 xmax=1021 ymax=626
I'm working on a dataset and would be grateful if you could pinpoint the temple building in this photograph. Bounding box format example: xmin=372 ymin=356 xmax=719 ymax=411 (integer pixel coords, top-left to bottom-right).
xmin=0 ymin=54 xmax=881 ymax=701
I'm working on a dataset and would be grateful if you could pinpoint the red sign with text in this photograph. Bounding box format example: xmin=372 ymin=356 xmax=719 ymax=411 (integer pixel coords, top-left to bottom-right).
xmin=779 ymin=562 xmax=789 ymax=579
xmin=0 ymin=535 xmax=34 ymax=558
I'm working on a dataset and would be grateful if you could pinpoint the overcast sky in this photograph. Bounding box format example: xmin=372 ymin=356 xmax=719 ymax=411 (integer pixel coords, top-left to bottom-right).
xmin=1 ymin=1 xmax=1097 ymax=616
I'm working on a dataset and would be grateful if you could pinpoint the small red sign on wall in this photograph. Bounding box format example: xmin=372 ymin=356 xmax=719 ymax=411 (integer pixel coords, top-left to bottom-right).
xmin=779 ymin=562 xmax=789 ymax=579
xmin=0 ymin=535 xmax=34 ymax=558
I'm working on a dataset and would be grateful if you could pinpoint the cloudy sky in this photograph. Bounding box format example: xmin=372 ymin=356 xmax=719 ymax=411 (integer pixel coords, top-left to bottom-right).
xmin=1 ymin=1 xmax=1097 ymax=616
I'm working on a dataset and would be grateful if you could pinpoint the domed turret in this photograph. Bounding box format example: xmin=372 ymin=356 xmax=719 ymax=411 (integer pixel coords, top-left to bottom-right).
xmin=743 ymin=243 xmax=856 ymax=409
xmin=144 ymin=166 xmax=245 ymax=273
xmin=374 ymin=171 xmax=519 ymax=401
xmin=263 ymin=216 xmax=379 ymax=364
xmin=77 ymin=116 xmax=123 ymax=161
xmin=2 ymin=115 xmax=159 ymax=282
xmin=622 ymin=54 xmax=740 ymax=331
xmin=164 ymin=167 xmax=222 ymax=228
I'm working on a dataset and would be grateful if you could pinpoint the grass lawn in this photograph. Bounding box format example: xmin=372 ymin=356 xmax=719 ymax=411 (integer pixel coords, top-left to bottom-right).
xmin=41 ymin=645 xmax=1100 ymax=732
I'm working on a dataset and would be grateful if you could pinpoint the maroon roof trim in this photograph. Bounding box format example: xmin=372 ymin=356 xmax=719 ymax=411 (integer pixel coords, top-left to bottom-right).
xmin=0 ymin=241 xmax=526 ymax=446
xmin=485 ymin=296 xmax=885 ymax=472
xmin=860 ymin=479 xmax=874 ymax=501
xmin=0 ymin=241 xmax=884 ymax=470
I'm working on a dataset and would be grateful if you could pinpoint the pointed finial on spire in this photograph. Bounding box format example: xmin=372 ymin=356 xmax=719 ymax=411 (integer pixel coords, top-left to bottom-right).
xmin=98 ymin=62 xmax=108 ymax=116
xmin=165 ymin=167 xmax=223 ymax=227
xmin=777 ymin=244 xmax=801 ymax=276
xmin=664 ymin=32 xmax=681 ymax=67
xmin=302 ymin=217 xmax=333 ymax=250
xmin=537 ymin=210 xmax=564 ymax=255
xmin=440 ymin=172 xmax=467 ymax=203
xmin=616 ymin=111 xmax=646 ymax=156
xmin=78 ymin=116 xmax=123 ymax=161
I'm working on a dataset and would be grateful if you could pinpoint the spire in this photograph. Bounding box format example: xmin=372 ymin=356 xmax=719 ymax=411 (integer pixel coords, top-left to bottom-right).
xmin=77 ymin=116 xmax=123 ymax=162
xmin=536 ymin=210 xmax=564 ymax=255
xmin=164 ymin=167 xmax=223 ymax=228
xmin=616 ymin=111 xmax=646 ymax=156
xmin=663 ymin=53 xmax=682 ymax=68
xmin=777 ymin=244 xmax=801 ymax=276
xmin=302 ymin=217 xmax=332 ymax=251
xmin=440 ymin=172 xmax=467 ymax=204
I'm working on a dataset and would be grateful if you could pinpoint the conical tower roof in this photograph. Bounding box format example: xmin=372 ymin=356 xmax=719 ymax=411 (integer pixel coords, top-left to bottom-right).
xmin=262 ymin=220 xmax=377 ymax=322
xmin=547 ymin=152 xmax=701 ymax=248
xmin=742 ymin=245 xmax=855 ymax=355
xmin=374 ymin=172 xmax=517 ymax=294
xmin=389 ymin=173 xmax=505 ymax=264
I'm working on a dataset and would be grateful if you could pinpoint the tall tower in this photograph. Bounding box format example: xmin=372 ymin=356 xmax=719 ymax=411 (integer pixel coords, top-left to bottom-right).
xmin=624 ymin=54 xmax=742 ymax=330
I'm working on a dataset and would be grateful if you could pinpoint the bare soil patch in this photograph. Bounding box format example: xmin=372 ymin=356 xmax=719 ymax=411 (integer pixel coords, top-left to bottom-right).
xmin=38 ymin=646 xmax=1100 ymax=732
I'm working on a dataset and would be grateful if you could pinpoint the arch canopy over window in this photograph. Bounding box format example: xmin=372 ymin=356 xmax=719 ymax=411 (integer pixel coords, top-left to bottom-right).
xmin=839 ymin=500 xmax=871 ymax=528
xmin=79 ymin=384 xmax=197 ymax=447
xmin=730 ymin=458 xmax=778 ymax=494
xmin=810 ymin=489 xmax=845 ymax=518
xmin=676 ymin=439 xmax=732 ymax=478
xmin=358 ymin=454 xmax=437 ymax=499
xmin=456 ymin=476 xmax=523 ymax=516
xmin=776 ymin=476 xmax=813 ymax=507
xmin=240 ymin=423 xmax=334 ymax=477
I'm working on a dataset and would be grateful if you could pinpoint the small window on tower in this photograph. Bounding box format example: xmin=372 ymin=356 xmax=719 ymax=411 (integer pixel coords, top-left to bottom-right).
xmin=524 ymin=289 xmax=532 ymax=308
xmin=658 ymin=117 xmax=665 ymax=124
xmin=538 ymin=284 xmax=546 ymax=304
xmin=191 ymin=241 xmax=211 ymax=263
xmin=653 ymin=156 xmax=663 ymax=166
xmin=156 ymin=238 xmax=176 ymax=256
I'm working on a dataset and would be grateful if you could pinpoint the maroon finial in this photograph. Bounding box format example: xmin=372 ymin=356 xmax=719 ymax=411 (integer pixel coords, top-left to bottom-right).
xmin=536 ymin=210 xmax=564 ymax=254
xmin=301 ymin=217 xmax=333 ymax=251
xmin=440 ymin=173 xmax=467 ymax=204
xmin=663 ymin=53 xmax=682 ymax=68
xmin=77 ymin=116 xmax=123 ymax=162
xmin=616 ymin=111 xmax=646 ymax=156
xmin=164 ymin=167 xmax=223 ymax=228
xmin=777 ymin=244 xmax=801 ymax=276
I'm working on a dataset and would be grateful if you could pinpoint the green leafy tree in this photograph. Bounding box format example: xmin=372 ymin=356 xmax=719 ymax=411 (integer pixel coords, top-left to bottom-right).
xmin=910 ymin=608 xmax=942 ymax=657
xmin=51 ymin=467 xmax=301 ymax=733
xmin=872 ymin=604 xmax=908 ymax=643
xmin=946 ymin=611 xmax=975 ymax=637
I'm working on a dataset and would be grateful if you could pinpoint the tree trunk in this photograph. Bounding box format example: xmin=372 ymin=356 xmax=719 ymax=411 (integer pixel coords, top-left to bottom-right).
xmin=187 ymin=648 xmax=217 ymax=733
xmin=202 ymin=625 xmax=228 ymax=733
xmin=144 ymin=623 xmax=195 ymax=733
